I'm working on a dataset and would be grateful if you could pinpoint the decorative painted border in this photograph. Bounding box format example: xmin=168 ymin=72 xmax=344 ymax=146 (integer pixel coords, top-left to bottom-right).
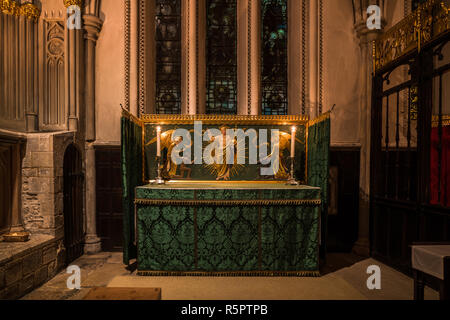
xmin=139 ymin=113 xmax=309 ymax=125
xmin=137 ymin=270 xmax=321 ymax=277
xmin=247 ymin=0 xmax=252 ymax=115
xmin=302 ymin=0 xmax=307 ymax=115
xmin=135 ymin=199 xmax=322 ymax=206
xmin=195 ymin=0 xmax=199 ymax=114
xmin=187 ymin=0 xmax=191 ymax=114
xmin=138 ymin=0 xmax=146 ymax=115
xmin=124 ymin=0 xmax=131 ymax=111
xmin=318 ymin=0 xmax=324 ymax=115
xmin=405 ymin=0 xmax=412 ymax=16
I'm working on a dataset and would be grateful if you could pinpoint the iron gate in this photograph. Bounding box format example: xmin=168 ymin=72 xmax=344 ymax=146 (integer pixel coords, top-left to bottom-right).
xmin=371 ymin=2 xmax=449 ymax=273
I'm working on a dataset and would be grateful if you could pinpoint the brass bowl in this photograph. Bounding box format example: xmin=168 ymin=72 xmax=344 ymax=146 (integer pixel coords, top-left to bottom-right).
xmin=2 ymin=232 xmax=30 ymax=242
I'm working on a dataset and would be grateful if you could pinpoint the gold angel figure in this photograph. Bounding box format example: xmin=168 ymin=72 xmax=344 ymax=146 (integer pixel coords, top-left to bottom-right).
xmin=146 ymin=129 xmax=192 ymax=179
xmin=260 ymin=131 xmax=303 ymax=180
xmin=204 ymin=126 xmax=245 ymax=180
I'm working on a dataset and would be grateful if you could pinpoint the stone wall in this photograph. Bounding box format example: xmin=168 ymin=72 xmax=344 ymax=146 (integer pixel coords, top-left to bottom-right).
xmin=22 ymin=132 xmax=75 ymax=238
xmin=0 ymin=128 xmax=86 ymax=300
xmin=0 ymin=235 xmax=64 ymax=300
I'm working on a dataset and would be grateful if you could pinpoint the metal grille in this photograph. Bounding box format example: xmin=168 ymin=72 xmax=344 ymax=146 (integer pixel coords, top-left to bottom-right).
xmin=371 ymin=35 xmax=450 ymax=273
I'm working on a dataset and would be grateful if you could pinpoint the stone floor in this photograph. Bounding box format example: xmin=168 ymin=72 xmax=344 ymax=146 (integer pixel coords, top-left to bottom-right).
xmin=21 ymin=252 xmax=439 ymax=300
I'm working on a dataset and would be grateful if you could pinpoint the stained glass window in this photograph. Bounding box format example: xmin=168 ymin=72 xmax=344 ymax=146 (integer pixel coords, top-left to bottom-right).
xmin=155 ymin=0 xmax=181 ymax=114
xmin=206 ymin=0 xmax=237 ymax=114
xmin=261 ymin=0 xmax=288 ymax=115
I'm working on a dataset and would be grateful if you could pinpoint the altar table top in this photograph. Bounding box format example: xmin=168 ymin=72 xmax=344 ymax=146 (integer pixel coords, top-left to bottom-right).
xmin=140 ymin=180 xmax=321 ymax=190
xmin=135 ymin=181 xmax=322 ymax=205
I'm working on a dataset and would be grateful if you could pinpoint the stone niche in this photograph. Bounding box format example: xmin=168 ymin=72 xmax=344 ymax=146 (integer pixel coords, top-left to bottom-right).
xmin=0 ymin=131 xmax=70 ymax=299
xmin=22 ymin=131 xmax=76 ymax=238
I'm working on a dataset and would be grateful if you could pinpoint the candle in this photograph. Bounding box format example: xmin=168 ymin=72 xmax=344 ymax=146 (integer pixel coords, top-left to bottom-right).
xmin=291 ymin=126 xmax=297 ymax=158
xmin=156 ymin=126 xmax=161 ymax=157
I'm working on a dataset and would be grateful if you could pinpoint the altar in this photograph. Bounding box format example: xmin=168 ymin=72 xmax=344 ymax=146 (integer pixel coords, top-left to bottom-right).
xmin=135 ymin=182 xmax=321 ymax=276
xmin=121 ymin=112 xmax=330 ymax=277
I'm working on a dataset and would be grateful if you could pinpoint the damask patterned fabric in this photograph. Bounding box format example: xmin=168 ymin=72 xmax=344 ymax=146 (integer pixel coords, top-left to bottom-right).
xmin=136 ymin=185 xmax=320 ymax=274
xmin=121 ymin=117 xmax=143 ymax=265
xmin=307 ymin=114 xmax=331 ymax=250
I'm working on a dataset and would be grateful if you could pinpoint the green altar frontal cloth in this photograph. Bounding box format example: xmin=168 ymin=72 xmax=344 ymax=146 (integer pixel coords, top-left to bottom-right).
xmin=135 ymin=182 xmax=321 ymax=277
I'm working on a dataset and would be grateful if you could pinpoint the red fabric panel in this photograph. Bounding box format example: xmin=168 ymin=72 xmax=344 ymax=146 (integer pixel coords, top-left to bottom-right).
xmin=430 ymin=126 xmax=450 ymax=207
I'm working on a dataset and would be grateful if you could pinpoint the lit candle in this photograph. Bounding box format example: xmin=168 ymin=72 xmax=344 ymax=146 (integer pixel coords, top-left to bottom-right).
xmin=291 ymin=126 xmax=297 ymax=158
xmin=156 ymin=126 xmax=161 ymax=157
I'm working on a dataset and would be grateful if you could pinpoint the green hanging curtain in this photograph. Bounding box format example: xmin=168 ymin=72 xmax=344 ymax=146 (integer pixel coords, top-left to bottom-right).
xmin=121 ymin=113 xmax=143 ymax=265
xmin=307 ymin=113 xmax=331 ymax=254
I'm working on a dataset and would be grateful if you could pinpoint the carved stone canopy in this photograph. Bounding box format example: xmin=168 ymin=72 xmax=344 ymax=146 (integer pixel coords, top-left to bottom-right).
xmin=63 ymin=0 xmax=84 ymax=8
xmin=1 ymin=0 xmax=41 ymax=22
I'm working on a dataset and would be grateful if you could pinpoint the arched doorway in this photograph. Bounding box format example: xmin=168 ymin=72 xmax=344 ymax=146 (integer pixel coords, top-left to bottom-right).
xmin=63 ymin=144 xmax=84 ymax=264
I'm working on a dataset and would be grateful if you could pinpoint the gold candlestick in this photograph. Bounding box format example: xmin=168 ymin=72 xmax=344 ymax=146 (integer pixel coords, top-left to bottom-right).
xmin=288 ymin=126 xmax=299 ymax=185
xmin=155 ymin=156 xmax=164 ymax=185
xmin=287 ymin=156 xmax=299 ymax=185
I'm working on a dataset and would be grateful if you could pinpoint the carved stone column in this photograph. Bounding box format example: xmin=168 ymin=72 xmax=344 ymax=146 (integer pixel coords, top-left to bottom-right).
xmin=84 ymin=14 xmax=102 ymax=142
xmin=82 ymin=2 xmax=103 ymax=254
xmin=64 ymin=0 xmax=84 ymax=131
xmin=84 ymin=142 xmax=101 ymax=253
xmin=352 ymin=0 xmax=386 ymax=256
xmin=23 ymin=2 xmax=40 ymax=132
xmin=5 ymin=136 xmax=29 ymax=240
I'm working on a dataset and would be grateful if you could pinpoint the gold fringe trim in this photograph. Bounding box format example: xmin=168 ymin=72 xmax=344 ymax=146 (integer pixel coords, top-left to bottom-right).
xmin=135 ymin=199 xmax=322 ymax=207
xmin=308 ymin=111 xmax=331 ymax=127
xmin=139 ymin=114 xmax=309 ymax=125
xmin=137 ymin=270 xmax=321 ymax=277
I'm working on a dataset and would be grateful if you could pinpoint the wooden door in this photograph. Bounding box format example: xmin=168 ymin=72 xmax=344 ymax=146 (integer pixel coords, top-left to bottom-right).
xmin=95 ymin=146 xmax=123 ymax=251
xmin=63 ymin=144 xmax=84 ymax=264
